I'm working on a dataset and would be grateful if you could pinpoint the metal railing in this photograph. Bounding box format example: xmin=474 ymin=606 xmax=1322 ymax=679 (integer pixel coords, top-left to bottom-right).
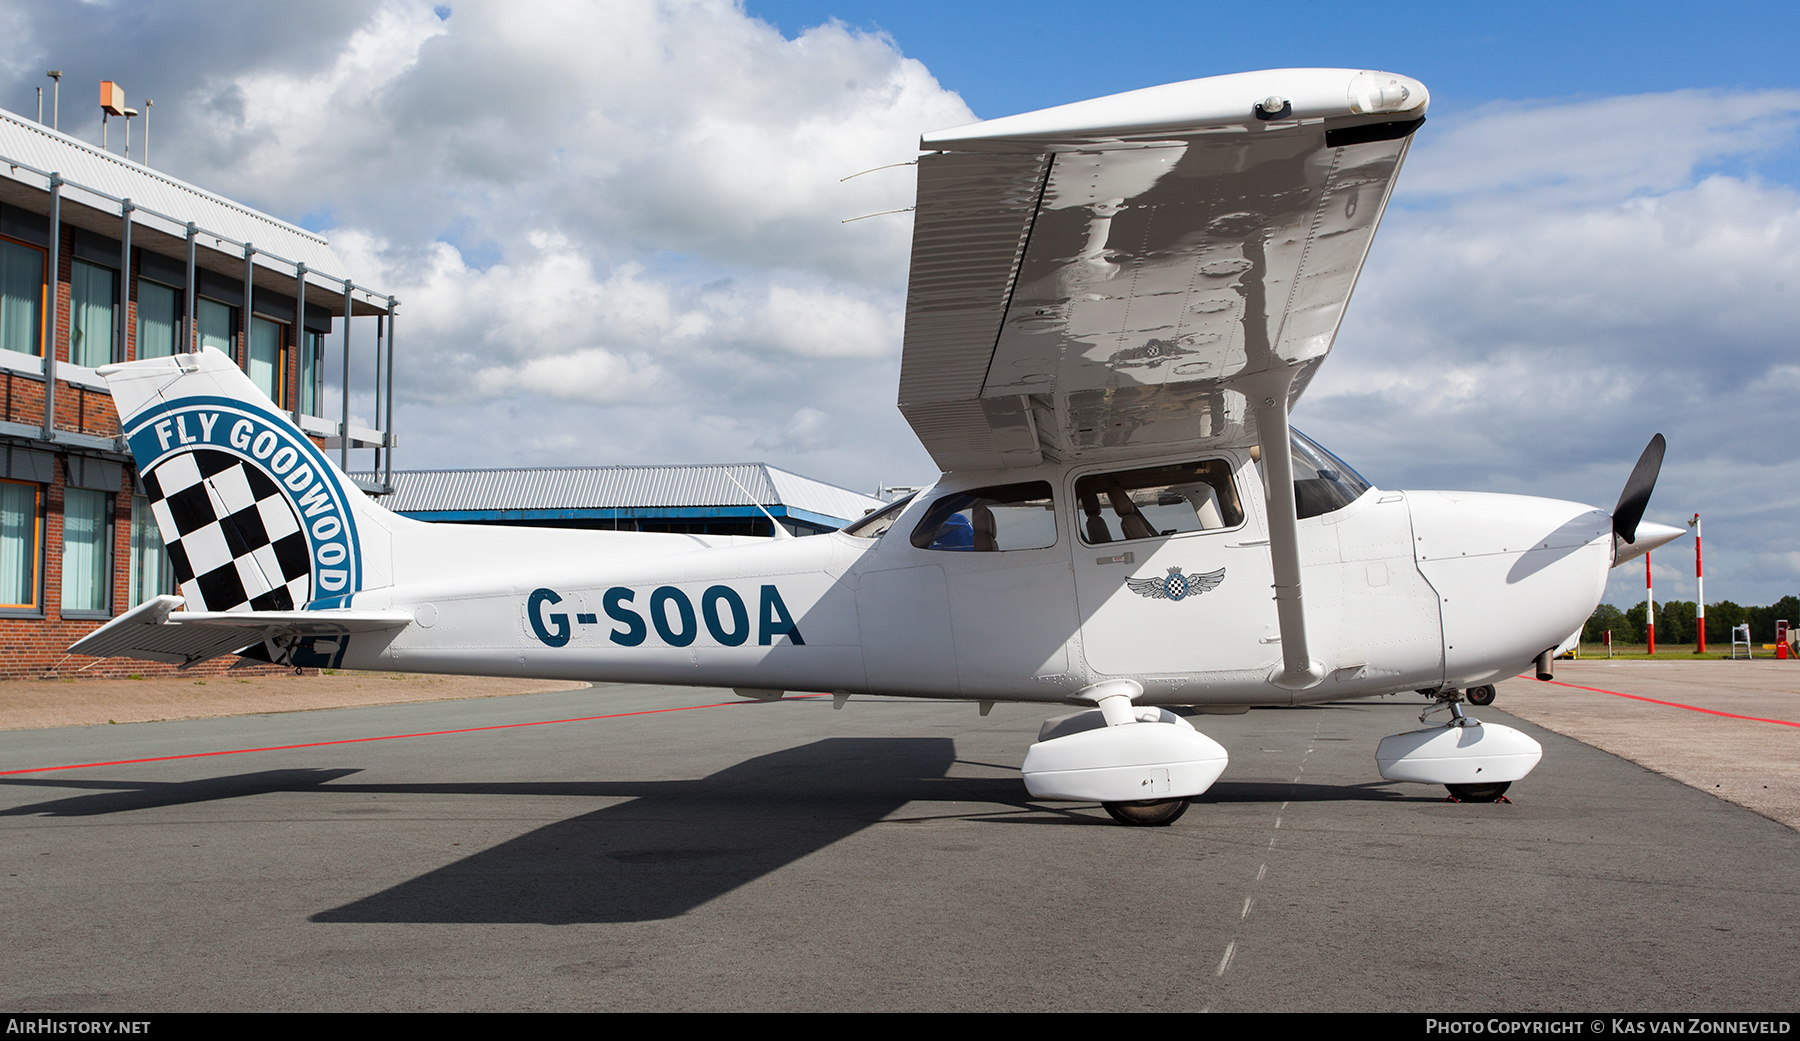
xmin=0 ymin=148 xmax=398 ymax=491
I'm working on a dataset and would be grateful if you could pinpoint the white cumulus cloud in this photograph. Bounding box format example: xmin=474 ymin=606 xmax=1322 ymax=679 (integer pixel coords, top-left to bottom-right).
xmin=1306 ymin=89 xmax=1800 ymax=605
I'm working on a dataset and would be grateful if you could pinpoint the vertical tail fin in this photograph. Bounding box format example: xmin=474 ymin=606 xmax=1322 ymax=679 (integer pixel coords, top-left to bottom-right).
xmin=102 ymin=347 xmax=396 ymax=612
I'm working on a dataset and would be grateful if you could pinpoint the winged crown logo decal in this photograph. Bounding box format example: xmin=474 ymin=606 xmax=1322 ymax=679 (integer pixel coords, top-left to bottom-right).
xmin=1127 ymin=565 xmax=1225 ymax=602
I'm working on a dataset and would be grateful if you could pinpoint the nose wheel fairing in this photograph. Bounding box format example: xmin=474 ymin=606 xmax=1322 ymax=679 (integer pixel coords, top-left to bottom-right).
xmin=1376 ymin=694 xmax=1542 ymax=795
xmin=1376 ymin=720 xmax=1542 ymax=787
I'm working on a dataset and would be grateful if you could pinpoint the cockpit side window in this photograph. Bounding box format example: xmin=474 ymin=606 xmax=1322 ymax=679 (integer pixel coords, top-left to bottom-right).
xmin=840 ymin=492 xmax=918 ymax=539
xmin=1074 ymin=460 xmax=1244 ymax=545
xmin=909 ymin=482 xmax=1057 ymax=552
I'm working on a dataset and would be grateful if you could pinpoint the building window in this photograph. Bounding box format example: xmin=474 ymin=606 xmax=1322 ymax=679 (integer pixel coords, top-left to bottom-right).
xmin=61 ymin=487 xmax=111 ymax=615
xmin=248 ymin=315 xmax=286 ymax=405
xmin=0 ymin=237 xmax=45 ymax=357
xmin=197 ymin=297 xmax=233 ymax=355
xmin=70 ymin=259 xmax=118 ymax=368
xmin=128 ymin=493 xmax=173 ymax=608
xmin=137 ymin=281 xmax=179 ymax=359
xmin=0 ymin=480 xmax=40 ymax=609
xmin=299 ymin=330 xmax=323 ymax=415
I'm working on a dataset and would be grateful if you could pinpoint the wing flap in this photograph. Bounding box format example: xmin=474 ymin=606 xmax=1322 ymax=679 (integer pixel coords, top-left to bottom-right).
xmin=897 ymin=152 xmax=1050 ymax=469
xmin=68 ymin=595 xmax=412 ymax=669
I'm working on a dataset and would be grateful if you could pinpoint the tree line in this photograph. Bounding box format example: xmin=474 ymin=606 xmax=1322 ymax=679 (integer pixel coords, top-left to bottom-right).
xmin=1582 ymin=596 xmax=1800 ymax=645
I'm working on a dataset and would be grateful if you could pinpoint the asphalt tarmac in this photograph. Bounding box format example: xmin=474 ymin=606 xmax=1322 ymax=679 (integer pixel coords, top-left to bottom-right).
xmin=3 ymin=680 xmax=1797 ymax=1012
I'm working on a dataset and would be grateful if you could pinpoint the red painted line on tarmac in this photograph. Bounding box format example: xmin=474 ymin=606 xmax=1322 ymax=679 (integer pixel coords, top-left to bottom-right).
xmin=0 ymin=693 xmax=828 ymax=776
xmin=1530 ymin=676 xmax=1800 ymax=728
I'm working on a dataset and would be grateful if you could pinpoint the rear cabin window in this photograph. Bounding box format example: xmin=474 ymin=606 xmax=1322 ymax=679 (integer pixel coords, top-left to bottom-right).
xmin=1075 ymin=460 xmax=1243 ymax=545
xmin=910 ymin=482 xmax=1057 ymax=552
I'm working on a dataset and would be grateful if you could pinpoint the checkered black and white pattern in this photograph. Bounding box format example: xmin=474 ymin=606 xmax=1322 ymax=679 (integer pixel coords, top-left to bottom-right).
xmin=143 ymin=449 xmax=312 ymax=612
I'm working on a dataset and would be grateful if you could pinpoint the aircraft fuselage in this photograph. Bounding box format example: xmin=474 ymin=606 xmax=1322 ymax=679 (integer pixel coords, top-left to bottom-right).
xmin=334 ymin=447 xmax=1612 ymax=708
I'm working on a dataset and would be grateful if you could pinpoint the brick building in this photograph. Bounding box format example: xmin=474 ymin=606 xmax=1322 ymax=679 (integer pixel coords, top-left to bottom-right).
xmin=0 ymin=106 xmax=395 ymax=678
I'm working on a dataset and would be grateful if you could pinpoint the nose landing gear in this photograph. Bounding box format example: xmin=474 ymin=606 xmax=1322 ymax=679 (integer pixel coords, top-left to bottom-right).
xmin=1376 ymin=689 xmax=1542 ymax=800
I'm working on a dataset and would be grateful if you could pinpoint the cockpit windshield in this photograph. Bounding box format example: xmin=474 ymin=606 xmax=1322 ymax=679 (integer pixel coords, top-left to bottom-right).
xmin=1290 ymin=428 xmax=1372 ymax=519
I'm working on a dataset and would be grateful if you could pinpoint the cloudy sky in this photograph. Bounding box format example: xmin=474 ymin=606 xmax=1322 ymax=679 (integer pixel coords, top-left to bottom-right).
xmin=3 ymin=0 xmax=1796 ymax=608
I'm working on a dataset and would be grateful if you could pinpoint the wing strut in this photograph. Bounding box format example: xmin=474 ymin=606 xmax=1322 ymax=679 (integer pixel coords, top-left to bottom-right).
xmin=1243 ymin=365 xmax=1326 ymax=691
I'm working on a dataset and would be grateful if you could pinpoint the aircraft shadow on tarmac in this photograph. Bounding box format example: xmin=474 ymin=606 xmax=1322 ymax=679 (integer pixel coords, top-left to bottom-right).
xmin=314 ymin=736 xmax=964 ymax=925
xmin=0 ymin=768 xmax=362 ymax=816
xmin=0 ymin=736 xmax=1420 ymax=924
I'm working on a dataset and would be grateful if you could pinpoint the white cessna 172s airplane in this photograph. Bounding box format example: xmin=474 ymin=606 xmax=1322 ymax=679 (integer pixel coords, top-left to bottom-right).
xmin=72 ymin=68 xmax=1683 ymax=825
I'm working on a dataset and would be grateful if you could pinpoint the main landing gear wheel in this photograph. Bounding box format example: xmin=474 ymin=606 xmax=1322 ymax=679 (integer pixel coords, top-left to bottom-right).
xmin=1103 ymin=798 xmax=1190 ymax=826
xmin=1445 ymin=782 xmax=1511 ymax=802
xmin=1466 ymin=685 xmax=1496 ymax=706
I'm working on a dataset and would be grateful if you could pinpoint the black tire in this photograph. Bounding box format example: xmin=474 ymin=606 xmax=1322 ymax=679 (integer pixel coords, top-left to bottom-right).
xmin=1103 ymin=798 xmax=1190 ymax=826
xmin=1446 ymin=782 xmax=1510 ymax=802
xmin=1466 ymin=685 xmax=1496 ymax=706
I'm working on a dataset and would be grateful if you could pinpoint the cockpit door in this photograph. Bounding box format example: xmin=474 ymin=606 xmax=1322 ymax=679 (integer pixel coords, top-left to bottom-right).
xmin=1071 ymin=454 xmax=1278 ymax=678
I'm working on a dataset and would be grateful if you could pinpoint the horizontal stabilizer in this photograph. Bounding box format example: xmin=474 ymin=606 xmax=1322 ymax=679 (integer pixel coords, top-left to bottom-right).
xmin=68 ymin=595 xmax=412 ymax=669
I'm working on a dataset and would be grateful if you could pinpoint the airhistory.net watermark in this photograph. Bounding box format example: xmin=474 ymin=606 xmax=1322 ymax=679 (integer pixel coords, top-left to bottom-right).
xmin=5 ymin=1020 xmax=150 ymax=1035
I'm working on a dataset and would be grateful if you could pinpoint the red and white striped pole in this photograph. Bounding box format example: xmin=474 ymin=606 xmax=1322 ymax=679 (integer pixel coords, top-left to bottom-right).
xmin=1691 ymin=513 xmax=1705 ymax=653
xmin=1646 ymin=551 xmax=1656 ymax=655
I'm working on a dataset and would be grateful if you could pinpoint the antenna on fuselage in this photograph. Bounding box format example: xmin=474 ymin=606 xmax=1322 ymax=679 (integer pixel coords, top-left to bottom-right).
xmin=724 ymin=468 xmax=795 ymax=541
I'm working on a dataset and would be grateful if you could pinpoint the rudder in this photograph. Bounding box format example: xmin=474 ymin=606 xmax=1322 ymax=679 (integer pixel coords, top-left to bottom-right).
xmin=102 ymin=347 xmax=396 ymax=612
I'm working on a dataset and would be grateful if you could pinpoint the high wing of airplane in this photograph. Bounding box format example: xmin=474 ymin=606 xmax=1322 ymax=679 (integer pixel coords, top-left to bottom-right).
xmin=71 ymin=68 xmax=1685 ymax=825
